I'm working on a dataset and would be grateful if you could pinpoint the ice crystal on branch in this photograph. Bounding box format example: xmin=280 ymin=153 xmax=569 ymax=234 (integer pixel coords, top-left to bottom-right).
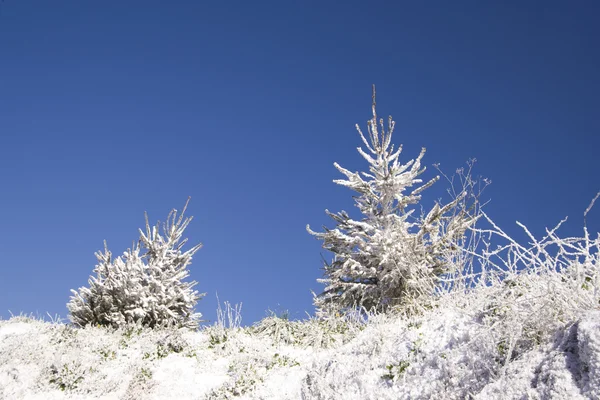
xmin=308 ymin=86 xmax=477 ymax=315
xmin=68 ymin=199 xmax=204 ymax=329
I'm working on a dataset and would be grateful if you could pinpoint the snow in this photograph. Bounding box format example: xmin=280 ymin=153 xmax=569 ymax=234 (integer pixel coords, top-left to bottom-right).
xmin=151 ymin=356 xmax=227 ymax=399
xmin=2 ymin=299 xmax=600 ymax=399
xmin=0 ymin=321 xmax=35 ymax=338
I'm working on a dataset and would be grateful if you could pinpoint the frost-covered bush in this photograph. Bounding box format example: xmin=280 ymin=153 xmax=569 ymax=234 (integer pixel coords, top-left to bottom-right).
xmin=308 ymin=86 xmax=477 ymax=315
xmin=460 ymin=204 xmax=600 ymax=367
xmin=68 ymin=199 xmax=204 ymax=329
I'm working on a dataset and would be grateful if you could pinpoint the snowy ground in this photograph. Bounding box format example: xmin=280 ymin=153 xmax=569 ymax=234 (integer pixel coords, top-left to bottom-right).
xmin=2 ymin=292 xmax=600 ymax=400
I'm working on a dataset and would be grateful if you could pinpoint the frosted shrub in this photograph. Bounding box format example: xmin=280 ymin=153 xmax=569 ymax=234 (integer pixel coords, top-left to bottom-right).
xmin=469 ymin=205 xmax=600 ymax=365
xmin=68 ymin=199 xmax=204 ymax=329
xmin=433 ymin=193 xmax=600 ymax=374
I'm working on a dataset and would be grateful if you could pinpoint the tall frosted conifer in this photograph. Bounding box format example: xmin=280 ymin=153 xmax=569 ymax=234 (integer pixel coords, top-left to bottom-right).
xmin=68 ymin=199 xmax=204 ymax=329
xmin=308 ymin=87 xmax=476 ymax=315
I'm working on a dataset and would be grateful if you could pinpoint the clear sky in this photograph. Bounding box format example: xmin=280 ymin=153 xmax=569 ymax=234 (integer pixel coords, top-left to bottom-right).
xmin=0 ymin=1 xmax=598 ymax=326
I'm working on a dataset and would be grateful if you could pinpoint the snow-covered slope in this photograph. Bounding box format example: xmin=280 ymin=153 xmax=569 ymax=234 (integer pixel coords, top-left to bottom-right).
xmin=1 ymin=303 xmax=599 ymax=399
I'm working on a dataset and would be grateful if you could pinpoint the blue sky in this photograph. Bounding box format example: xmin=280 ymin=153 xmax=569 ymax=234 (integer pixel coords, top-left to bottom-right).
xmin=0 ymin=1 xmax=598 ymax=326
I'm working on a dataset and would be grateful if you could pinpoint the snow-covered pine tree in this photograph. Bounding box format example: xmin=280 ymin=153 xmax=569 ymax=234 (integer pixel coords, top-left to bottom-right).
xmin=307 ymin=86 xmax=477 ymax=315
xmin=68 ymin=199 xmax=204 ymax=329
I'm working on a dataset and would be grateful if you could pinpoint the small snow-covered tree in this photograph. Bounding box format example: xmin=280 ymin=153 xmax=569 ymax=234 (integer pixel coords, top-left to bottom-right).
xmin=307 ymin=87 xmax=477 ymax=315
xmin=68 ymin=199 xmax=204 ymax=329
